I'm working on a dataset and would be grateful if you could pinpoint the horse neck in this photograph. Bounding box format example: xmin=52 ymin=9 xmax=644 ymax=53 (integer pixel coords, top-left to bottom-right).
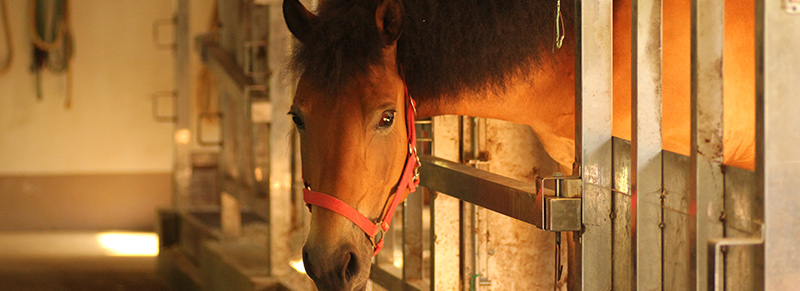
xmin=414 ymin=48 xmax=577 ymax=172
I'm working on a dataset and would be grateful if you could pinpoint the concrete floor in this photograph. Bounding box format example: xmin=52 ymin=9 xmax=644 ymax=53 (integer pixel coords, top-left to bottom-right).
xmin=0 ymin=232 xmax=173 ymax=291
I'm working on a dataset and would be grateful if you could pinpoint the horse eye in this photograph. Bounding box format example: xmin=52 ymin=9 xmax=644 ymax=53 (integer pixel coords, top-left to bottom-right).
xmin=289 ymin=113 xmax=305 ymax=129
xmin=378 ymin=110 xmax=395 ymax=128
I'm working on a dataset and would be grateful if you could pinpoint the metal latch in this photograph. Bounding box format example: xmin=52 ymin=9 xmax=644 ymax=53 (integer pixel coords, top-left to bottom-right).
xmin=537 ymin=172 xmax=582 ymax=232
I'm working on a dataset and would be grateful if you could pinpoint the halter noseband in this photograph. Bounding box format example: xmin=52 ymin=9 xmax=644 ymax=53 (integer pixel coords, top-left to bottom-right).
xmin=302 ymin=82 xmax=421 ymax=257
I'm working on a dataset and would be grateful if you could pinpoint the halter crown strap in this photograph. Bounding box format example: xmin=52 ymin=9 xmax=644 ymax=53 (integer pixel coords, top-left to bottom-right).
xmin=303 ymin=83 xmax=420 ymax=257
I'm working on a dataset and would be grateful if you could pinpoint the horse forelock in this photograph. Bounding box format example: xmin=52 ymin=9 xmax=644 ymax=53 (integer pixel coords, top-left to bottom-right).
xmin=289 ymin=0 xmax=571 ymax=101
xmin=289 ymin=0 xmax=386 ymax=96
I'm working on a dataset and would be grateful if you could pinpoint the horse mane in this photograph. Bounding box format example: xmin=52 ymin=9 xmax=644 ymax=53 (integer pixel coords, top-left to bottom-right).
xmin=289 ymin=0 xmax=568 ymax=100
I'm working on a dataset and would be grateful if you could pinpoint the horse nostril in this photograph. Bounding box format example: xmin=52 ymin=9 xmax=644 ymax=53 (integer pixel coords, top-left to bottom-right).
xmin=343 ymin=251 xmax=359 ymax=283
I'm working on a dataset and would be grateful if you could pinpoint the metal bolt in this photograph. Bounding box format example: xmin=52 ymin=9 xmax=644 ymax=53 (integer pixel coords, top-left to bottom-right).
xmin=488 ymin=249 xmax=495 ymax=255
xmin=609 ymin=211 xmax=616 ymax=220
xmin=719 ymin=211 xmax=727 ymax=222
xmin=659 ymin=222 xmax=666 ymax=229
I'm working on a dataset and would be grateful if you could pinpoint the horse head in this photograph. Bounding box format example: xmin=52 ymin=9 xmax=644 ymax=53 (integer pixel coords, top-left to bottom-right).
xmin=284 ymin=0 xmax=412 ymax=289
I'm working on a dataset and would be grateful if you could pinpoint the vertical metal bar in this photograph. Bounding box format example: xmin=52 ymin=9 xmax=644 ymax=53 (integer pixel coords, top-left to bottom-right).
xmin=469 ymin=117 xmax=481 ymax=289
xmin=431 ymin=115 xmax=461 ymax=290
xmin=403 ymin=188 xmax=424 ymax=281
xmin=173 ymin=0 xmax=192 ymax=211
xmin=690 ymin=0 xmax=725 ymax=289
xmin=612 ymin=139 xmax=633 ymax=291
xmin=632 ymin=0 xmax=664 ymax=289
xmin=574 ymin=0 xmax=614 ymax=289
xmin=267 ymin=4 xmax=293 ymax=277
xmin=756 ymin=1 xmax=800 ymax=289
xmin=662 ymin=151 xmax=694 ymax=290
xmin=221 ymin=192 xmax=242 ymax=237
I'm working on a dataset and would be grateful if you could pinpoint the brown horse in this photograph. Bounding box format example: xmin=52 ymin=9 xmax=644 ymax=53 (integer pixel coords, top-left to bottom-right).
xmin=283 ymin=0 xmax=754 ymax=289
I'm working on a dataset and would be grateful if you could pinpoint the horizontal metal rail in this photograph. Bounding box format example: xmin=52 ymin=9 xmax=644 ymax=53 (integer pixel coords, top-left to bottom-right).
xmin=420 ymin=155 xmax=540 ymax=225
xmin=419 ymin=155 xmax=580 ymax=232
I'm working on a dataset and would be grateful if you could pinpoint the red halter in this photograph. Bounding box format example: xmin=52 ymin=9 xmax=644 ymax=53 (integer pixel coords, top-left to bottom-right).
xmin=302 ymin=83 xmax=421 ymax=256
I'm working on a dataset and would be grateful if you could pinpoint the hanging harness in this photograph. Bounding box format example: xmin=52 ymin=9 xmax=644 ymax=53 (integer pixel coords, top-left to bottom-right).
xmin=303 ymin=82 xmax=421 ymax=257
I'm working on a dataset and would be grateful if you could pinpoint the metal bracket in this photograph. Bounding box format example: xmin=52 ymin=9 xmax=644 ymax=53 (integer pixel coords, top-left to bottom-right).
xmin=197 ymin=112 xmax=222 ymax=146
xmin=152 ymin=17 xmax=176 ymax=50
xmin=151 ymin=91 xmax=177 ymax=123
xmin=243 ymin=41 xmax=270 ymax=78
xmin=707 ymin=235 xmax=763 ymax=291
xmin=245 ymin=85 xmax=270 ymax=124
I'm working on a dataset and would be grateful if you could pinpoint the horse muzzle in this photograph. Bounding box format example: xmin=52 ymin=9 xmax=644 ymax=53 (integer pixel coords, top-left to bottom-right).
xmin=302 ymin=240 xmax=370 ymax=291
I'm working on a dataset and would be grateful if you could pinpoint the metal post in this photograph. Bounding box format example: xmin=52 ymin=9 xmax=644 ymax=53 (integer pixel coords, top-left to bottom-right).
xmin=573 ymin=0 xmax=614 ymax=289
xmin=632 ymin=0 xmax=664 ymax=289
xmin=690 ymin=0 xmax=725 ymax=289
xmin=173 ymin=0 xmax=192 ymax=211
xmin=402 ymin=120 xmax=428 ymax=285
xmin=267 ymin=4 xmax=293 ymax=277
xmin=431 ymin=115 xmax=461 ymax=291
xmin=756 ymin=1 xmax=800 ymax=289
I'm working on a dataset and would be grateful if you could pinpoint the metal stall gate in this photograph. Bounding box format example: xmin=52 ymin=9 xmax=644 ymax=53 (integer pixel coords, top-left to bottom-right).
xmin=366 ymin=0 xmax=800 ymax=290
xmin=155 ymin=0 xmax=799 ymax=290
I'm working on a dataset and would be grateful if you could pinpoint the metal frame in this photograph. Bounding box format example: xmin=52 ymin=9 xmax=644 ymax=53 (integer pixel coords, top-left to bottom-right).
xmin=691 ymin=1 xmax=726 ymax=289
xmin=369 ymin=0 xmax=796 ymax=290
xmin=573 ymin=0 xmax=615 ymax=289
xmin=632 ymin=0 xmax=664 ymax=289
xmin=172 ymin=0 xmax=192 ymax=211
xmin=162 ymin=0 xmax=800 ymax=289
xmin=757 ymin=0 xmax=800 ymax=288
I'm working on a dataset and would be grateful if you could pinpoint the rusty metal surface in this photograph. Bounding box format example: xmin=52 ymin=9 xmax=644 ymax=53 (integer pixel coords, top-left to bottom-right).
xmin=691 ymin=0 xmax=726 ymax=289
xmin=632 ymin=0 xmax=664 ymax=289
xmin=612 ymin=138 xmax=633 ymax=291
xmin=662 ymin=150 xmax=694 ymax=290
xmin=723 ymin=166 xmax=763 ymax=291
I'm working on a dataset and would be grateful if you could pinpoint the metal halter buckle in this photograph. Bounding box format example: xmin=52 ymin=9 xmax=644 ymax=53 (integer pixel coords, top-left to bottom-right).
xmin=409 ymin=144 xmax=421 ymax=182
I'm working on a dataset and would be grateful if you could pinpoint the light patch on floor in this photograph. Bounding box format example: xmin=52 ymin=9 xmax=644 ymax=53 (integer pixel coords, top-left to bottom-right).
xmin=0 ymin=231 xmax=158 ymax=258
xmin=96 ymin=232 xmax=159 ymax=256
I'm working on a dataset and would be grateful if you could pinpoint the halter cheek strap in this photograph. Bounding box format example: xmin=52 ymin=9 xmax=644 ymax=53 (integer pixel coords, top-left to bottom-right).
xmin=303 ymin=84 xmax=420 ymax=257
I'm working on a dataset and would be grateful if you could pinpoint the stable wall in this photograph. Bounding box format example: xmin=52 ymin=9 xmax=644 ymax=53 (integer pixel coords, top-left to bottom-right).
xmin=0 ymin=1 xmax=211 ymax=230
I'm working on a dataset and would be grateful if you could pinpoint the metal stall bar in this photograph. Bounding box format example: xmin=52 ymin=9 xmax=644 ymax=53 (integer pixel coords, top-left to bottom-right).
xmin=690 ymin=0 xmax=725 ymax=289
xmin=430 ymin=115 xmax=461 ymax=291
xmin=632 ymin=0 xmax=664 ymax=289
xmin=756 ymin=1 xmax=800 ymax=289
xmin=403 ymin=172 xmax=424 ymax=284
xmin=173 ymin=0 xmax=192 ymax=211
xmin=267 ymin=3 xmax=294 ymax=277
xmin=573 ymin=0 xmax=614 ymax=289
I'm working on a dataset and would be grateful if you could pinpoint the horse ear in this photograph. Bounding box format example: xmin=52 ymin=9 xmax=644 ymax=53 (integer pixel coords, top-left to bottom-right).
xmin=283 ymin=0 xmax=318 ymax=43
xmin=375 ymin=0 xmax=404 ymax=45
